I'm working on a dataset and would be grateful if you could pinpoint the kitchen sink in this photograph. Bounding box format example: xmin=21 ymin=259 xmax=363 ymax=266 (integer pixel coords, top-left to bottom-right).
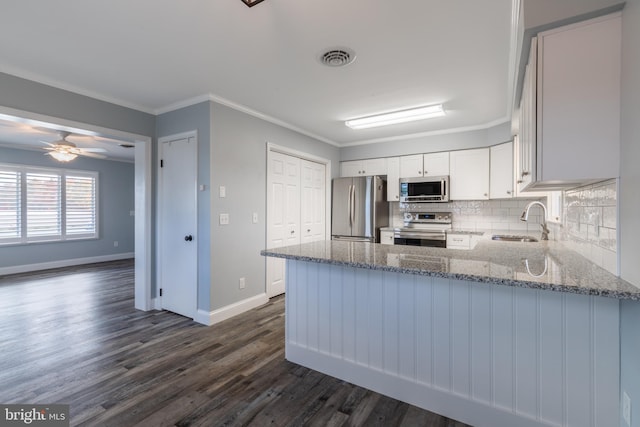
xmin=491 ymin=234 xmax=538 ymax=242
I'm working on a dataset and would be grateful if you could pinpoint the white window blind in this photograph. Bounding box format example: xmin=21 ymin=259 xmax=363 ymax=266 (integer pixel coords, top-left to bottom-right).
xmin=26 ymin=172 xmax=61 ymax=239
xmin=0 ymin=169 xmax=21 ymax=242
xmin=65 ymin=175 xmax=96 ymax=237
xmin=0 ymin=163 xmax=98 ymax=245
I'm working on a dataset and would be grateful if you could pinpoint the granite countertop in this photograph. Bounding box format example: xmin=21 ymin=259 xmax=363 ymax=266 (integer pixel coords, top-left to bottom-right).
xmin=261 ymin=238 xmax=640 ymax=300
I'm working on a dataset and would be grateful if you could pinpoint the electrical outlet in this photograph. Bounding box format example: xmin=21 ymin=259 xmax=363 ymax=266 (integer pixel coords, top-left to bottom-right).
xmin=239 ymin=277 xmax=245 ymax=289
xmin=252 ymin=212 xmax=258 ymax=224
xmin=219 ymin=213 xmax=229 ymax=225
xmin=113 ymin=241 xmax=119 ymax=247
xmin=219 ymin=186 xmax=226 ymax=198
xmin=623 ymin=391 xmax=631 ymax=426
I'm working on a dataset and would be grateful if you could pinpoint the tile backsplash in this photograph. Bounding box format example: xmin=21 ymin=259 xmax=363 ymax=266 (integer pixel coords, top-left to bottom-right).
xmin=393 ymin=197 xmax=545 ymax=233
xmin=391 ymin=179 xmax=619 ymax=275
xmin=550 ymin=179 xmax=618 ymax=275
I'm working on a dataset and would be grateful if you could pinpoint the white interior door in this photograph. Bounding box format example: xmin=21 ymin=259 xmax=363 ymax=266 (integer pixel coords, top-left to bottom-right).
xmin=301 ymin=159 xmax=326 ymax=243
xmin=159 ymin=135 xmax=197 ymax=318
xmin=266 ymin=151 xmax=300 ymax=297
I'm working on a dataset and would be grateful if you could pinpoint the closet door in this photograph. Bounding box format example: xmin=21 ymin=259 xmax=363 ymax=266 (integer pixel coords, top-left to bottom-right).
xmin=266 ymin=152 xmax=300 ymax=297
xmin=267 ymin=151 xmax=327 ymax=297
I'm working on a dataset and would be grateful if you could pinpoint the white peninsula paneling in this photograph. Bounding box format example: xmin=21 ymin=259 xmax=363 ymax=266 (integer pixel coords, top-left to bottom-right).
xmin=285 ymin=260 xmax=619 ymax=427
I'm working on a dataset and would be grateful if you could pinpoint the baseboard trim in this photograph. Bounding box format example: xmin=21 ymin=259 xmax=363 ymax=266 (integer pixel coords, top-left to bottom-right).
xmin=194 ymin=293 xmax=269 ymax=326
xmin=151 ymin=297 xmax=162 ymax=310
xmin=0 ymin=253 xmax=135 ymax=276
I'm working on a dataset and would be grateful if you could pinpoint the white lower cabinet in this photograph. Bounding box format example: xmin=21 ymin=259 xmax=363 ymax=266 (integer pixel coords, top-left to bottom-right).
xmin=380 ymin=230 xmax=395 ymax=245
xmin=446 ymin=233 xmax=471 ymax=249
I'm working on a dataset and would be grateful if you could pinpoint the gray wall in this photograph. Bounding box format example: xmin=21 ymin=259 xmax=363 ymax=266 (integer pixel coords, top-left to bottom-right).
xmin=156 ymin=102 xmax=212 ymax=311
xmin=0 ymin=72 xmax=155 ymax=137
xmin=339 ymin=122 xmax=511 ymax=161
xmin=619 ymin=0 xmax=640 ymax=425
xmin=0 ymin=146 xmax=135 ymax=268
xmin=210 ymin=102 xmax=340 ymax=310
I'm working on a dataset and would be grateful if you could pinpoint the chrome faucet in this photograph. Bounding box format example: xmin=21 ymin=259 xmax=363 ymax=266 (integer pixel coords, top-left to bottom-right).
xmin=520 ymin=201 xmax=550 ymax=241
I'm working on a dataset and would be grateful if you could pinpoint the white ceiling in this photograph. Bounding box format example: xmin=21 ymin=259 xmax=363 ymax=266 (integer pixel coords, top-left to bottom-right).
xmin=0 ymin=0 xmax=515 ymax=153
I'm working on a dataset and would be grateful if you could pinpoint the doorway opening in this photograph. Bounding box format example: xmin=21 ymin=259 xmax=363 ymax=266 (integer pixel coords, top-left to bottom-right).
xmin=0 ymin=106 xmax=153 ymax=310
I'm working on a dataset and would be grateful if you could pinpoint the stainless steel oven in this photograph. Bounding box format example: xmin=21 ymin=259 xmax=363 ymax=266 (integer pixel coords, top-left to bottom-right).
xmin=393 ymin=211 xmax=452 ymax=248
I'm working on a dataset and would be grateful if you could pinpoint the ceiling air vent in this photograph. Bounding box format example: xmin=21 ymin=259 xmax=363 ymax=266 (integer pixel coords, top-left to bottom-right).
xmin=319 ymin=48 xmax=356 ymax=67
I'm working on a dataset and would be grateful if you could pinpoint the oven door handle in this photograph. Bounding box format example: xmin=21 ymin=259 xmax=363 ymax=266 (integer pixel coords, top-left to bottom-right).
xmin=394 ymin=232 xmax=446 ymax=240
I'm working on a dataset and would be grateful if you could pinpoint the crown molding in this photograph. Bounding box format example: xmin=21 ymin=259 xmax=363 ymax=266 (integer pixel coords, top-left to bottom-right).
xmin=156 ymin=93 xmax=340 ymax=147
xmin=0 ymin=67 xmax=156 ymax=115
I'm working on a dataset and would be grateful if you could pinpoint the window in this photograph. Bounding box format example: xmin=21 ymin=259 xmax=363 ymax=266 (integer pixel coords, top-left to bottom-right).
xmin=0 ymin=163 xmax=98 ymax=245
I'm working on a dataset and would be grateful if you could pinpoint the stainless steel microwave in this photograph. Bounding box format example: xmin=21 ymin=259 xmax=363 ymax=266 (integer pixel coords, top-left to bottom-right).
xmin=399 ymin=176 xmax=449 ymax=203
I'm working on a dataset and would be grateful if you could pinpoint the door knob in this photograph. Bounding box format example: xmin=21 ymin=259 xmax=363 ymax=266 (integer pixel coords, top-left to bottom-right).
xmin=184 ymin=235 xmax=193 ymax=241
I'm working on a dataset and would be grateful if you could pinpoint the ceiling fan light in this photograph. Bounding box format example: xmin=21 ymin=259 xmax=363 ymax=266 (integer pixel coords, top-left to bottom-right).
xmin=345 ymin=104 xmax=446 ymax=130
xmin=50 ymin=151 xmax=78 ymax=162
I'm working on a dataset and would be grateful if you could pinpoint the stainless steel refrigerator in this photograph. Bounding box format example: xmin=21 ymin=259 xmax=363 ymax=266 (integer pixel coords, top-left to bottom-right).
xmin=331 ymin=176 xmax=389 ymax=242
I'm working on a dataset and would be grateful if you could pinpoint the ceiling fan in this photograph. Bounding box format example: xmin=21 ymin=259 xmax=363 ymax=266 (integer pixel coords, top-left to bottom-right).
xmin=41 ymin=131 xmax=107 ymax=162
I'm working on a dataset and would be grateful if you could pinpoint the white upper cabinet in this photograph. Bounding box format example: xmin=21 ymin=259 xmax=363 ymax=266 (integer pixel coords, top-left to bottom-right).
xmin=450 ymin=148 xmax=490 ymax=200
xmin=399 ymin=152 xmax=449 ymax=178
xmin=519 ymin=13 xmax=621 ymax=190
xmin=516 ymin=37 xmax=537 ymax=193
xmin=340 ymin=158 xmax=387 ymax=177
xmin=386 ymin=157 xmax=400 ymax=202
xmin=423 ymin=152 xmax=450 ymax=177
xmin=490 ymin=142 xmax=514 ymax=199
xmin=399 ymin=154 xmax=424 ymax=178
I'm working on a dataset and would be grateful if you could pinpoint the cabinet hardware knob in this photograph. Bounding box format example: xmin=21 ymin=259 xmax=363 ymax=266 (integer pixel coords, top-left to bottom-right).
xmin=507 ymin=191 xmax=512 ymax=194
xmin=307 ymin=229 xmax=311 ymax=232
xmin=522 ymin=171 xmax=530 ymax=176
xmin=517 ymin=180 xmax=523 ymax=184
xmin=291 ymin=230 xmax=295 ymax=234
xmin=484 ymin=193 xmax=488 ymax=197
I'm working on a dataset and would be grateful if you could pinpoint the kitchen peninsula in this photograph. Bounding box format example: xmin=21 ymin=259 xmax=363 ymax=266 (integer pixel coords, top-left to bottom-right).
xmin=262 ymin=238 xmax=639 ymax=427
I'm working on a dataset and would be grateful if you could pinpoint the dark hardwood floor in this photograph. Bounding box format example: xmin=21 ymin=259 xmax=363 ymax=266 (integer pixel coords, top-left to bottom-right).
xmin=0 ymin=260 xmax=469 ymax=427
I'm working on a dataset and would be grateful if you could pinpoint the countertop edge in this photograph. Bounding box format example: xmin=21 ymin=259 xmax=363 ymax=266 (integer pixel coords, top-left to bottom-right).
xmin=261 ymin=248 xmax=640 ymax=301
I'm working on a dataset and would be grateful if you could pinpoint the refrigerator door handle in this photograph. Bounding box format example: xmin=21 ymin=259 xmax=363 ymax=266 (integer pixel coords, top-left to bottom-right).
xmin=350 ymin=184 xmax=356 ymax=227
xmin=347 ymin=184 xmax=353 ymax=227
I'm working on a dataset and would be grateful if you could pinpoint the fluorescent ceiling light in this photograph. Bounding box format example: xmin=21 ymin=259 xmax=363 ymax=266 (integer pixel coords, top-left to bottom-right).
xmin=345 ymin=104 xmax=445 ymax=130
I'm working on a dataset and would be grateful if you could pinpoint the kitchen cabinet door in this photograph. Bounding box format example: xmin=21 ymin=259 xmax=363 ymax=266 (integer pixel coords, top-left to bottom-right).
xmin=340 ymin=160 xmax=363 ymax=177
xmin=423 ymin=152 xmax=450 ymax=177
xmin=380 ymin=230 xmax=395 ymax=245
xmin=536 ymin=13 xmax=620 ymax=185
xmin=386 ymin=157 xmax=400 ymax=202
xmin=516 ymin=13 xmax=621 ymax=191
xmin=399 ymin=154 xmax=424 ymax=178
xmin=362 ymin=158 xmax=387 ymax=176
xmin=490 ymin=142 xmax=513 ymax=199
xmin=516 ymin=37 xmax=537 ymax=193
xmin=450 ymin=148 xmax=489 ymax=200
xmin=340 ymin=158 xmax=387 ymax=177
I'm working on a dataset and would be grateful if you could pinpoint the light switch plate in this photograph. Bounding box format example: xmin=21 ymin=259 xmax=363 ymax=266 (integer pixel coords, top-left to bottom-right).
xmin=252 ymin=212 xmax=258 ymax=224
xmin=219 ymin=213 xmax=229 ymax=225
